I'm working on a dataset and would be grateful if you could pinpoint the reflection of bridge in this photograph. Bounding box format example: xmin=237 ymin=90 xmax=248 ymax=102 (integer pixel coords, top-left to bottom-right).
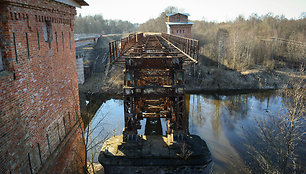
xmin=109 ymin=33 xmax=199 ymax=141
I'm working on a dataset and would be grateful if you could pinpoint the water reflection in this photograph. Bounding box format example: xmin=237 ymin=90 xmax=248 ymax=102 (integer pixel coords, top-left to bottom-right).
xmin=189 ymin=94 xmax=249 ymax=173
xmin=91 ymin=90 xmax=289 ymax=172
xmin=188 ymin=91 xmax=285 ymax=173
xmin=86 ymin=99 xmax=124 ymax=162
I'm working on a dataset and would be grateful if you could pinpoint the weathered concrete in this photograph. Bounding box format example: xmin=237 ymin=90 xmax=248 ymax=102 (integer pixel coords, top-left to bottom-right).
xmin=76 ymin=57 xmax=85 ymax=84
xmin=99 ymin=135 xmax=211 ymax=174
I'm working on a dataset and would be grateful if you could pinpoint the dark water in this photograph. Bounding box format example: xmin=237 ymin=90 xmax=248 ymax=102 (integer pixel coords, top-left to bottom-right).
xmin=186 ymin=92 xmax=281 ymax=173
xmin=88 ymin=90 xmax=304 ymax=173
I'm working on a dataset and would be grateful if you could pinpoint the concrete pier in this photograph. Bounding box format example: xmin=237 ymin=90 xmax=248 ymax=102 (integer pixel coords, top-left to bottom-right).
xmin=99 ymin=134 xmax=211 ymax=174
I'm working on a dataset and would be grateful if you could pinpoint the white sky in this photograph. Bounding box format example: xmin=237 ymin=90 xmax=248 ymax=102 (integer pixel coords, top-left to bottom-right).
xmin=77 ymin=0 xmax=306 ymax=23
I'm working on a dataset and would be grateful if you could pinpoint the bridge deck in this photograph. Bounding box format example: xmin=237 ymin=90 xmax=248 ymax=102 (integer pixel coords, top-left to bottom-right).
xmin=109 ymin=33 xmax=199 ymax=65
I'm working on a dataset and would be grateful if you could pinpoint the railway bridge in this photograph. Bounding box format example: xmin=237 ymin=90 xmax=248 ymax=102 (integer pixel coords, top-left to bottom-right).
xmin=98 ymin=33 xmax=210 ymax=173
xmin=109 ymin=33 xmax=199 ymax=141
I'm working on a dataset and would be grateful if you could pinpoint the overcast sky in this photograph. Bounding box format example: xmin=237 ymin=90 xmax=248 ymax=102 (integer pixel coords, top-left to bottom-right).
xmin=77 ymin=0 xmax=306 ymax=23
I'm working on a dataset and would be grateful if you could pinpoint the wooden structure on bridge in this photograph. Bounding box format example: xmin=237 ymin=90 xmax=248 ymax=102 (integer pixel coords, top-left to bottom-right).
xmin=109 ymin=33 xmax=199 ymax=141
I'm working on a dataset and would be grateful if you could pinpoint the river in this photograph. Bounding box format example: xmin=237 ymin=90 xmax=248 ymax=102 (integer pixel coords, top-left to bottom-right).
xmin=87 ymin=90 xmax=305 ymax=173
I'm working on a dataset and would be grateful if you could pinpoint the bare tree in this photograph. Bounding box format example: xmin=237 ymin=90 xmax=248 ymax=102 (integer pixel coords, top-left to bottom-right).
xmin=246 ymin=68 xmax=305 ymax=173
xmin=69 ymin=85 xmax=110 ymax=174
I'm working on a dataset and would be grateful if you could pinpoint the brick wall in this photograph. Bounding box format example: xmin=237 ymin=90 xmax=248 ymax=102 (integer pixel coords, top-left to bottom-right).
xmin=0 ymin=0 xmax=85 ymax=173
xmin=169 ymin=25 xmax=192 ymax=38
xmin=168 ymin=14 xmax=188 ymax=23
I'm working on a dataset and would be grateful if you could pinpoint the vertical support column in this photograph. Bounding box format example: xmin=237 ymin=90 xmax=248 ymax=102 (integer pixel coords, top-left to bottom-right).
xmin=111 ymin=42 xmax=115 ymax=63
xmin=109 ymin=42 xmax=112 ymax=64
xmin=123 ymin=58 xmax=138 ymax=142
xmin=115 ymin=41 xmax=118 ymax=59
xmin=171 ymin=57 xmax=188 ymax=142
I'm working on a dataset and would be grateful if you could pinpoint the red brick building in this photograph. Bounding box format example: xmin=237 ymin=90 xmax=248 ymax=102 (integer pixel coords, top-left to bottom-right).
xmin=166 ymin=13 xmax=194 ymax=38
xmin=0 ymin=0 xmax=88 ymax=173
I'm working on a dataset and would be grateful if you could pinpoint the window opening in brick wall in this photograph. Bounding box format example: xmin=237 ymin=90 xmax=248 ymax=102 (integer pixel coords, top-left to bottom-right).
xmin=37 ymin=143 xmax=42 ymax=165
xmin=69 ymin=32 xmax=71 ymax=49
xmin=68 ymin=112 xmax=71 ymax=123
xmin=46 ymin=134 xmax=51 ymax=154
xmin=63 ymin=117 xmax=66 ymax=134
xmin=28 ymin=153 xmax=33 ymax=174
xmin=0 ymin=51 xmax=3 ymax=71
xmin=37 ymin=31 xmax=40 ymax=50
xmin=43 ymin=21 xmax=53 ymax=49
xmin=55 ymin=32 xmax=58 ymax=52
xmin=13 ymin=32 xmax=18 ymax=63
xmin=57 ymin=123 xmax=61 ymax=141
xmin=26 ymin=33 xmax=30 ymax=60
xmin=62 ymin=32 xmax=64 ymax=52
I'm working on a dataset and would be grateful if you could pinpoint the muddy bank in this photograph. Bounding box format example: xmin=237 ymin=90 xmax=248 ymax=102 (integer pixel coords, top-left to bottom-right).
xmin=79 ymin=66 xmax=305 ymax=97
xmin=185 ymin=67 xmax=305 ymax=92
xmin=78 ymin=68 xmax=123 ymax=115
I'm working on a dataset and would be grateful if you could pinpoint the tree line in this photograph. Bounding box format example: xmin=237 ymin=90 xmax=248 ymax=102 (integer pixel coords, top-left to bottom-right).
xmin=74 ymin=14 xmax=138 ymax=34
xmin=75 ymin=10 xmax=305 ymax=71
xmin=139 ymin=8 xmax=306 ymax=71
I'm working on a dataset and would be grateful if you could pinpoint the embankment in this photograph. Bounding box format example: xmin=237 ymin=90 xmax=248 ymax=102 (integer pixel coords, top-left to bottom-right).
xmin=79 ymin=66 xmax=305 ymax=97
xmin=185 ymin=67 xmax=305 ymax=92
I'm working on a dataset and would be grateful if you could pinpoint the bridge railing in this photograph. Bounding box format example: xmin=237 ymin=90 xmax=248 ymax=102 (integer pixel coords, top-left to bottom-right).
xmin=109 ymin=33 xmax=144 ymax=64
xmin=161 ymin=33 xmax=199 ymax=63
xmin=109 ymin=33 xmax=199 ymax=64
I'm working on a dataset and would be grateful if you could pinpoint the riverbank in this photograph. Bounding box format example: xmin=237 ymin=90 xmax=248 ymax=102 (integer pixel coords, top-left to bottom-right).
xmin=78 ymin=70 xmax=123 ymax=96
xmin=78 ymin=68 xmax=123 ymax=115
xmin=186 ymin=66 xmax=305 ymax=92
xmin=79 ymin=66 xmax=305 ymax=96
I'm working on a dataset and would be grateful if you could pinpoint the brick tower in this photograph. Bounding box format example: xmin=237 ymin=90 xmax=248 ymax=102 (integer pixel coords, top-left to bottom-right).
xmin=166 ymin=13 xmax=194 ymax=38
xmin=0 ymin=0 xmax=88 ymax=173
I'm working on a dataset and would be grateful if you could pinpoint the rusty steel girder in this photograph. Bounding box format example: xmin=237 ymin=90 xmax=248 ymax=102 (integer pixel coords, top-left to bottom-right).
xmin=109 ymin=33 xmax=144 ymax=64
xmin=109 ymin=33 xmax=198 ymax=141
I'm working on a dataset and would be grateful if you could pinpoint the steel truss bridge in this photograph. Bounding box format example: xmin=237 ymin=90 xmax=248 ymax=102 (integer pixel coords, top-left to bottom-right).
xmin=108 ymin=33 xmax=199 ymax=141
